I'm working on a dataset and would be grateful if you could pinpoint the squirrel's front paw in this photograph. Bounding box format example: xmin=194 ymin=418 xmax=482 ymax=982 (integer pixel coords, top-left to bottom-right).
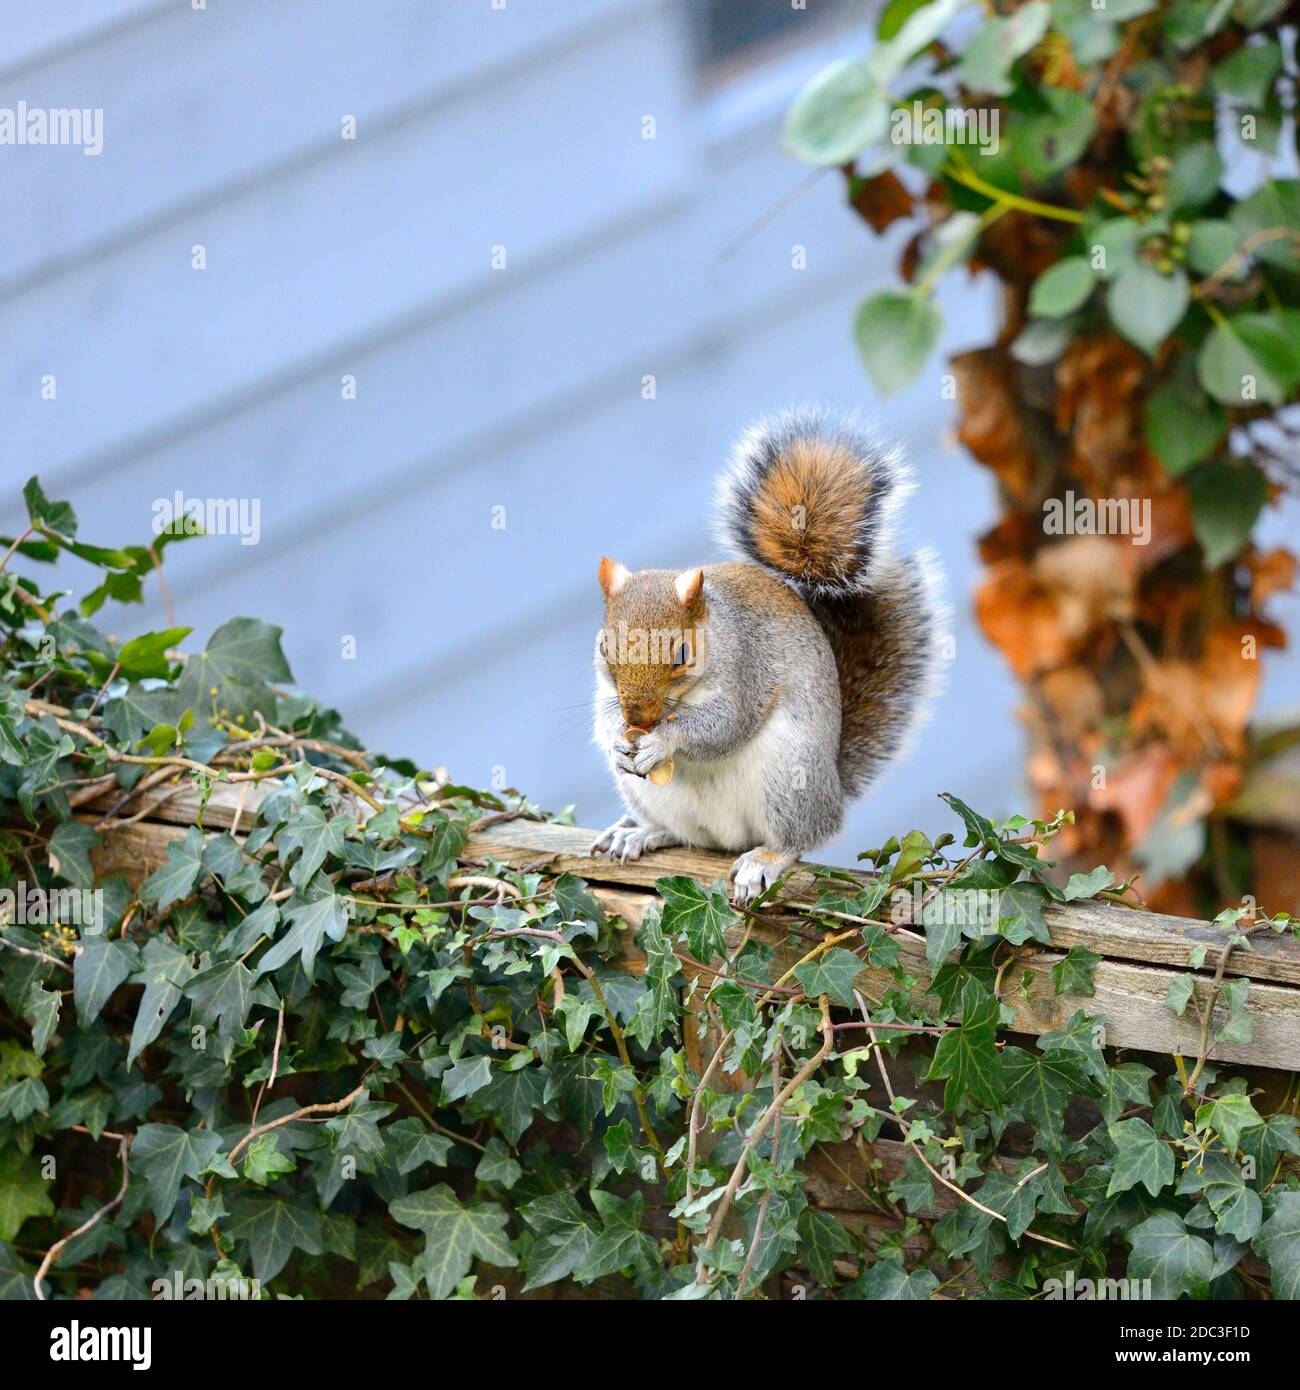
xmin=591 ymin=818 xmax=680 ymax=863
xmin=613 ymin=726 xmax=675 ymax=779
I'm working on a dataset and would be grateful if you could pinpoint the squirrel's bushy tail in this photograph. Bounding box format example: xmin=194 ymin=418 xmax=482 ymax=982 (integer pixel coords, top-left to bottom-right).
xmin=714 ymin=407 xmax=908 ymax=600
xmin=716 ymin=408 xmax=948 ymax=798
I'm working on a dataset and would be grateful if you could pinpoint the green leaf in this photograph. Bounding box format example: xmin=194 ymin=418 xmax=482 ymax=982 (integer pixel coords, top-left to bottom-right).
xmin=256 ymin=888 xmax=349 ymax=981
xmin=476 ymin=1137 xmax=523 ymax=1189
xmin=520 ymin=1192 xmax=597 ymax=1291
xmin=1229 ymin=180 xmax=1300 ymax=273
xmin=226 ymin=1192 xmax=324 ymax=1284
xmin=853 ymin=1259 xmax=939 ymax=1299
xmin=926 ymin=979 xmax=1002 ymax=1109
xmin=1198 ymin=317 xmax=1286 ymax=405
xmin=657 ymin=875 xmax=736 ymax=964
xmin=244 ymin=1133 xmax=297 ymax=1186
xmin=782 ymin=59 xmax=890 ymax=165
xmin=793 ymin=946 xmax=863 ymax=1005
xmin=870 ymin=0 xmax=965 ymax=83
xmin=1254 ymin=1191 xmax=1300 ymax=1300
xmin=1107 ymin=1118 xmax=1175 ymax=1197
xmin=1188 ymin=459 xmax=1268 ymax=567
xmin=1127 ymin=1210 xmax=1214 ymax=1299
xmin=1010 ymin=87 xmax=1096 ymax=180
xmin=140 ymin=825 xmax=207 ymax=911
xmin=0 ymin=1152 xmax=53 ymax=1241
xmin=131 ymin=1123 xmax=223 ymax=1225
xmin=74 ymin=936 xmax=137 ymax=1026
xmin=958 ymin=1 xmax=1051 ymax=96
xmin=854 ymin=290 xmax=942 ymax=395
xmin=1028 ymin=257 xmax=1095 ymax=318
xmin=1166 ymin=142 xmax=1224 ymax=212
xmin=1144 ymin=376 xmax=1226 ymax=475
xmin=577 ymin=1190 xmax=657 ymax=1282
xmin=796 ymin=1208 xmax=856 ymax=1285
xmin=1062 ymin=865 xmax=1114 ymax=901
xmin=1184 ymin=219 xmax=1238 ymax=278
xmin=442 ymin=1054 xmax=494 ymax=1104
xmin=278 ymin=805 xmax=348 ymax=888
xmin=185 ymin=957 xmax=253 ymax=1053
xmin=1052 ymin=944 xmax=1100 ymax=997
xmin=127 ymin=938 xmax=195 ymax=1066
xmin=23 ymin=477 xmax=76 ymax=539
xmin=1002 ymin=1046 xmax=1089 ymax=1139
xmin=175 ymin=617 xmax=292 ymax=727
xmin=1212 ymin=42 xmax=1281 ymax=109
xmin=390 ymin=1184 xmax=516 ymax=1300
xmin=1201 ymin=1093 xmax=1262 ymax=1151
xmin=114 ymin=627 xmax=191 ymax=681
xmin=47 ymin=821 xmax=99 ymax=892
xmin=1107 ymin=264 xmax=1189 ymax=356
xmin=1165 ymin=973 xmax=1195 ymax=1016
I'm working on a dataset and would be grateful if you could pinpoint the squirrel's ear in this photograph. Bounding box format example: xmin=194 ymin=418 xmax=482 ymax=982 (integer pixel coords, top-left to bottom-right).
xmin=674 ymin=567 xmax=704 ymax=606
xmin=598 ymin=556 xmax=630 ymax=598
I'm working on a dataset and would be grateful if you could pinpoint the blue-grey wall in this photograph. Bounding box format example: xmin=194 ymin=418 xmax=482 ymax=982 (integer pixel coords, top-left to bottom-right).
xmin=1 ymin=0 xmax=1295 ymax=860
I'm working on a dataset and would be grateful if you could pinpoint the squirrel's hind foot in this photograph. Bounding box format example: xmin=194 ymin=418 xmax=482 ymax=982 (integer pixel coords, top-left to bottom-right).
xmin=590 ymin=817 xmax=680 ymax=864
xmin=729 ymin=847 xmax=800 ymax=907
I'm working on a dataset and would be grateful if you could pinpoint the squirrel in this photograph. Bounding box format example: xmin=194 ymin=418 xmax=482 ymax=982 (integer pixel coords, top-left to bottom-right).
xmin=590 ymin=407 xmax=947 ymax=905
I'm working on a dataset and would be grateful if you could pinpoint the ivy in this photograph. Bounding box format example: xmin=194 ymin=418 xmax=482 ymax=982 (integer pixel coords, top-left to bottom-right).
xmin=0 ymin=481 xmax=1297 ymax=1301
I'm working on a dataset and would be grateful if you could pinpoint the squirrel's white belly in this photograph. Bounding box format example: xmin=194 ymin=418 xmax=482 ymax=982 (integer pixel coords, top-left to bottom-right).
xmin=625 ymin=710 xmax=793 ymax=852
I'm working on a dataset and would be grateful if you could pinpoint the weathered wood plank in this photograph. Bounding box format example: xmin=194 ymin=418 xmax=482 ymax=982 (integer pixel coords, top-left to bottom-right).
xmin=77 ymin=784 xmax=1300 ymax=1069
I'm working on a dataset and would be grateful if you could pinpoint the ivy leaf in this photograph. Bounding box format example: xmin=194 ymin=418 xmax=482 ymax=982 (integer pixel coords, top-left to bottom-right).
xmin=996 ymin=881 xmax=1052 ymax=945
xmin=140 ymin=826 xmax=207 ymax=911
xmin=1198 ymin=319 xmax=1286 ymax=405
xmin=114 ymin=627 xmax=191 ymax=682
xmin=185 ymin=958 xmax=253 ymax=1054
xmin=1002 ymin=1046 xmax=1089 ymax=1139
xmin=1127 ymin=1210 xmax=1214 ymax=1299
xmin=390 ymin=1184 xmax=516 ymax=1300
xmin=23 ymin=476 xmax=76 ymax=539
xmin=1212 ymin=43 xmax=1281 ymax=109
xmin=226 ymin=1192 xmax=324 ymax=1284
xmin=384 ymin=1117 xmax=453 ymax=1176
xmin=127 ymin=938 xmax=195 ymax=1066
xmin=793 ymin=947 xmax=863 ymax=1005
xmin=0 ymin=1152 xmax=53 ymax=1241
xmin=520 ymin=1192 xmax=597 ymax=1291
xmin=73 ymin=936 xmax=138 ymax=1026
xmin=576 ymin=1190 xmax=658 ymax=1282
xmin=1254 ymin=1191 xmax=1300 ymax=1300
xmin=853 ymin=1258 xmax=939 ymax=1299
xmin=1051 ymin=944 xmax=1100 ymax=997
xmin=278 ymin=805 xmax=349 ymax=888
xmin=1199 ymin=1093 xmax=1262 ymax=1152
xmin=657 ymin=876 xmax=736 ymax=964
xmin=926 ymin=979 xmax=1002 ymax=1109
xmin=175 ymin=617 xmax=292 ymax=727
xmin=244 ymin=1133 xmax=297 ymax=1186
xmin=47 ymin=821 xmax=99 ymax=891
xmin=627 ymin=903 xmax=679 ymax=1048
xmin=854 ymin=290 xmax=942 ymax=396
xmin=1107 ymin=1118 xmax=1175 ymax=1197
xmin=24 ymin=983 xmax=61 ymax=1059
xmin=782 ymin=59 xmax=890 ymax=165
xmin=1062 ymin=866 xmax=1114 ymax=901
xmin=256 ymin=888 xmax=349 ymax=981
xmin=476 ymin=1138 xmax=523 ymax=1189
xmin=131 ymin=1123 xmax=224 ymax=1225
xmin=442 ymin=1054 xmax=495 ymax=1104
xmin=1214 ymin=977 xmax=1254 ymax=1047
xmin=796 ymin=1207 xmax=856 ymax=1286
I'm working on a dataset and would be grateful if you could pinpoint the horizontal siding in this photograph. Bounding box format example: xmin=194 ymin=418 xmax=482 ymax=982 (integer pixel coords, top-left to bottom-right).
xmin=0 ymin=0 xmax=644 ymax=294
xmin=0 ymin=1 xmax=691 ymax=484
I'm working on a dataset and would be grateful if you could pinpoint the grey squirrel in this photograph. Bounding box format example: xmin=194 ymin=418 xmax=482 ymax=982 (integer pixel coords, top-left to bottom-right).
xmin=591 ymin=408 xmax=947 ymax=905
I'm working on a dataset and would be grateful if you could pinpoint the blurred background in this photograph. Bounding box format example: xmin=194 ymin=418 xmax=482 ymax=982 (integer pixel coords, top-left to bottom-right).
xmin=1 ymin=0 xmax=1295 ymax=860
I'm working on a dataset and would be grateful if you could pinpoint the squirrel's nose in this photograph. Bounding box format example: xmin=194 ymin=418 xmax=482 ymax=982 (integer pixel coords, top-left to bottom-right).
xmin=624 ymin=705 xmax=658 ymax=731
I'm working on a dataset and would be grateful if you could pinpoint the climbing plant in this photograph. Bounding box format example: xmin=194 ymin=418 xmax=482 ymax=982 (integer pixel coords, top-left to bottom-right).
xmin=783 ymin=0 xmax=1300 ymax=917
xmin=0 ymin=478 xmax=1297 ymax=1300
